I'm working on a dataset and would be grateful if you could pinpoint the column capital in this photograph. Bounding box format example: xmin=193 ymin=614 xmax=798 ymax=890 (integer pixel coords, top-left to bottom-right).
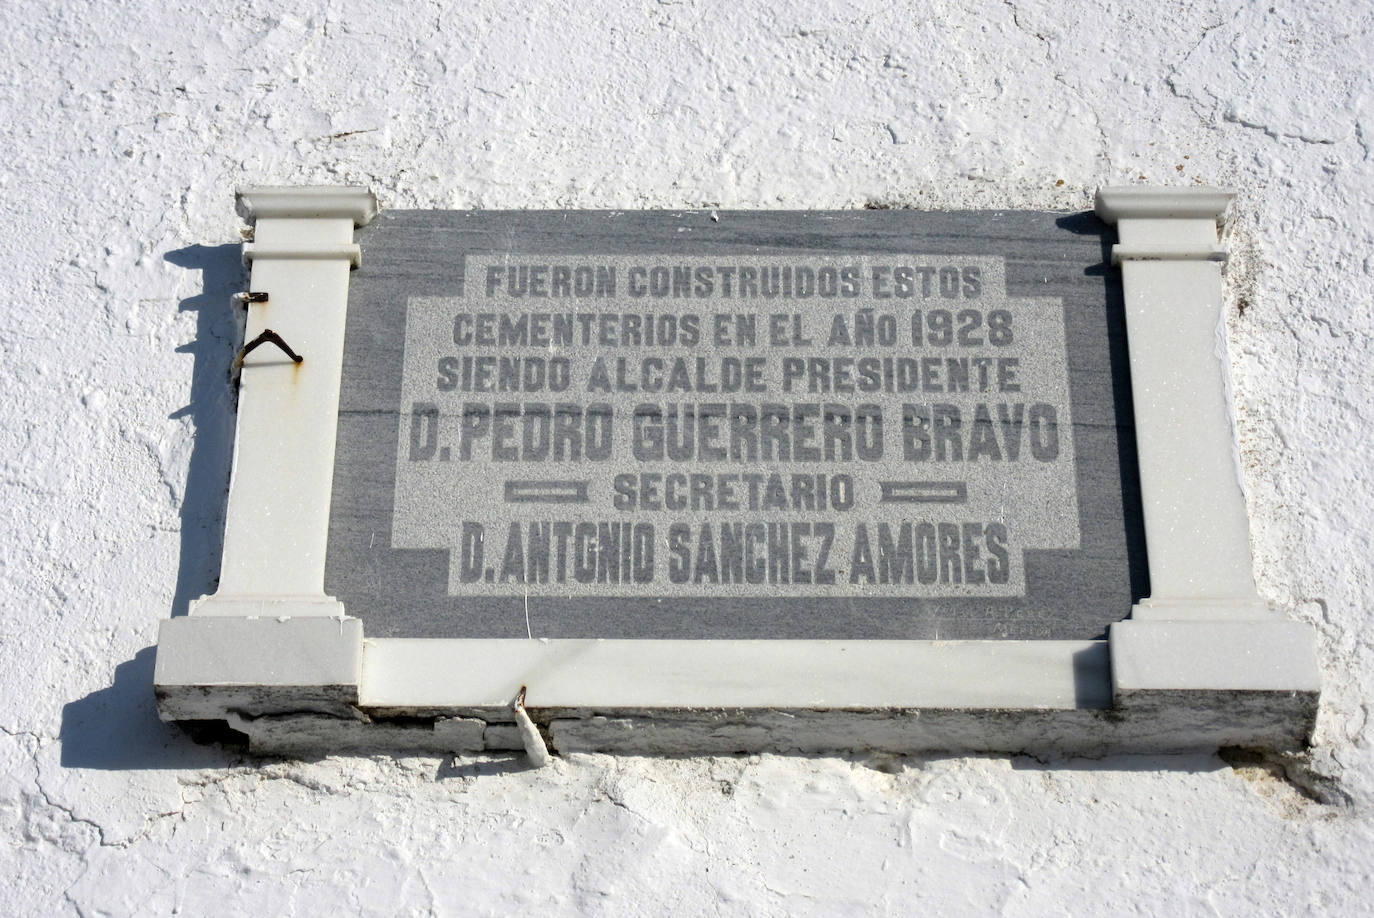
xmin=1095 ymin=187 xmax=1236 ymax=263
xmin=236 ymin=186 xmax=379 ymax=226
xmin=237 ymin=187 xmax=378 ymax=268
xmin=1094 ymin=186 xmax=1234 ymax=224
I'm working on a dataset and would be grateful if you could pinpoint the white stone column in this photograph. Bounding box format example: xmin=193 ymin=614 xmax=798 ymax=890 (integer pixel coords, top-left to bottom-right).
xmin=1096 ymin=187 xmax=1319 ymax=707
xmin=196 ymin=187 xmax=378 ymax=616
xmin=155 ymin=188 xmax=377 ymax=720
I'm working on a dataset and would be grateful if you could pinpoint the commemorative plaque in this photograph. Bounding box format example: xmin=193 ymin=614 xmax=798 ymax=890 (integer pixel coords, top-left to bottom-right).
xmin=154 ymin=187 xmax=1320 ymax=758
xmin=328 ymin=211 xmax=1143 ymax=641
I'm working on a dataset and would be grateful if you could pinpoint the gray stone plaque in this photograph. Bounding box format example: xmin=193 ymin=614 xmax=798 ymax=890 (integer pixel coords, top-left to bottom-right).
xmin=157 ymin=188 xmax=1319 ymax=756
xmin=325 ymin=210 xmax=1147 ymax=640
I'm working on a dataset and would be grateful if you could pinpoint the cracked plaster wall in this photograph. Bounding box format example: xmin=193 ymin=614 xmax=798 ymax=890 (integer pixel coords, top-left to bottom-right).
xmin=2 ymin=0 xmax=1373 ymax=914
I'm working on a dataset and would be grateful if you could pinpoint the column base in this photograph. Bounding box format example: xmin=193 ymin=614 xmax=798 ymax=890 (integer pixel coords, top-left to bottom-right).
xmin=1129 ymin=597 xmax=1274 ymax=622
xmin=189 ymin=594 xmax=347 ymax=618
xmin=154 ymin=614 xmax=363 ymax=721
xmin=1109 ymin=617 xmax=1320 ymax=748
xmin=1111 ymin=616 xmax=1319 ymax=693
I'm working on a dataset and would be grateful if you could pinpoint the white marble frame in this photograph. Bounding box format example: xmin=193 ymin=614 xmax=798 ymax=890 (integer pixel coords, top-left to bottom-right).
xmin=154 ymin=186 xmax=1320 ymax=755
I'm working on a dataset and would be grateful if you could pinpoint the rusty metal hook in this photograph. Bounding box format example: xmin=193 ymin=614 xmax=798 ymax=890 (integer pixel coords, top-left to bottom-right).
xmin=233 ymin=329 xmax=303 ymax=369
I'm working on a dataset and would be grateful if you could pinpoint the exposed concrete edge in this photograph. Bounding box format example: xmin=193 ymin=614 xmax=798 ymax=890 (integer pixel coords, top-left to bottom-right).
xmin=225 ymin=712 xmax=487 ymax=756
xmin=548 ymin=701 xmax=1318 ymax=755
xmin=197 ymin=698 xmax=1318 ymax=758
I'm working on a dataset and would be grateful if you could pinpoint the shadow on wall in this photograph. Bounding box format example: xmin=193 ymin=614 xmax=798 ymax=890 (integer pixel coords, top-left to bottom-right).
xmin=60 ymin=647 xmax=237 ymax=769
xmin=60 ymin=246 xmax=246 ymax=770
xmin=164 ymin=243 xmax=245 ymax=618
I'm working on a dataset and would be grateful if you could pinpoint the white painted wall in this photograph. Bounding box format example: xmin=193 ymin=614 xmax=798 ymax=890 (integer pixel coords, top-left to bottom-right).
xmin=4 ymin=0 xmax=1372 ymax=912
